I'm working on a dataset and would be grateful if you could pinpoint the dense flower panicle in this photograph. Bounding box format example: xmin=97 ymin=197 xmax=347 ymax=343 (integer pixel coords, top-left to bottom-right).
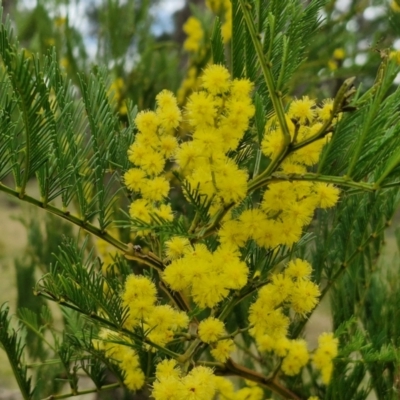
xmin=120 ymin=65 xmax=342 ymax=392
xmin=281 ymin=340 xmax=310 ymax=376
xmin=152 ymin=366 xmax=217 ymax=400
xmin=94 ymin=330 xmax=145 ymax=391
xmin=124 ymin=91 xmax=182 ymax=234
xmin=313 ymin=333 xmax=338 ymax=384
xmin=179 ymin=64 xmax=254 ymax=205
xmin=122 ymin=275 xmax=189 ymax=349
xmin=248 ymin=258 xmax=322 ymax=376
xmin=163 ymin=243 xmax=249 ymax=308
xmin=183 ymin=17 xmax=204 ymax=52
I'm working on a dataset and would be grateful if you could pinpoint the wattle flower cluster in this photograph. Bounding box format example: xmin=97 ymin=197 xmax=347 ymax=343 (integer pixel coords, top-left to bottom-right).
xmin=163 ymin=242 xmax=248 ymax=309
xmin=313 ymin=332 xmax=339 ymax=384
xmin=119 ymin=64 xmax=341 ymax=395
xmin=93 ymin=329 xmax=145 ymax=391
xmin=153 ymin=360 xmax=264 ymax=400
xmin=219 ymin=96 xmax=340 ymax=251
xmin=176 ymin=64 xmax=255 ymax=206
xmin=122 ymin=275 xmax=189 ymax=348
xmin=249 ymin=259 xmax=320 ymax=375
xmin=124 ymin=90 xmax=181 ymax=230
xmin=183 ymin=16 xmax=204 ymax=53
xmin=262 ymin=96 xmax=336 ymax=164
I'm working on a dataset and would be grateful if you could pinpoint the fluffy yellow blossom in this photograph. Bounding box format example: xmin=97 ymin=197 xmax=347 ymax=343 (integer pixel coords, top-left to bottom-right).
xmin=156 ymin=359 xmax=181 ymax=380
xmin=198 ymin=317 xmax=225 ymax=343
xmin=154 ymin=204 xmax=174 ymax=221
xmin=96 ymin=332 xmax=145 ymax=392
xmin=156 ymin=90 xmax=182 ymax=130
xmin=140 ymin=150 xmax=165 ymax=176
xmin=261 ymin=127 xmax=285 ymax=158
xmin=211 ymin=339 xmax=235 ymax=362
xmin=159 ymin=135 xmax=178 ymax=157
xmin=165 ymin=236 xmax=191 ymax=259
xmin=135 ymin=110 xmax=159 ymax=134
xmin=318 ymin=98 xmax=334 ymax=121
xmin=141 ymin=176 xmax=170 ymax=201
xmin=286 ymin=259 xmax=313 ymax=281
xmin=288 ymin=96 xmax=316 ymax=124
xmin=219 ymin=219 xmax=249 ymax=248
xmin=290 ymin=280 xmax=321 ymax=315
xmin=129 ymin=199 xmax=151 ymax=222
xmin=152 ymin=376 xmax=183 ymax=400
xmin=201 ymin=64 xmax=231 ymax=94
xmin=235 ymin=386 xmax=264 ymax=400
xmin=124 ymin=168 xmax=145 ymax=192
xmin=181 ymin=366 xmax=217 ymax=399
xmin=313 ymin=183 xmax=340 ymax=208
xmin=186 ymin=91 xmax=217 ymax=128
xmin=281 ymin=340 xmax=309 ymax=376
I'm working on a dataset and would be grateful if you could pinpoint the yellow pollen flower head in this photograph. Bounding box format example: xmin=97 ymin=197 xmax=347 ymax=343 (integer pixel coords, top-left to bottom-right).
xmin=124 ymin=168 xmax=146 ymax=192
xmin=135 ymin=110 xmax=159 ymax=134
xmin=286 ymin=258 xmax=313 ymax=281
xmin=155 ymin=359 xmax=180 ymax=380
xmin=165 ymin=236 xmax=190 ymax=259
xmin=289 ymin=96 xmax=316 ymax=124
xmin=198 ymin=317 xmax=225 ymax=343
xmin=211 ymin=339 xmax=235 ymax=362
xmin=201 ymin=64 xmax=231 ymax=95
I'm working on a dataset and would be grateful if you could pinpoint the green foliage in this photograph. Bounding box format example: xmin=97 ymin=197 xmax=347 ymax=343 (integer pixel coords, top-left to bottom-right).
xmin=1 ymin=0 xmax=400 ymax=399
xmin=0 ymin=305 xmax=35 ymax=400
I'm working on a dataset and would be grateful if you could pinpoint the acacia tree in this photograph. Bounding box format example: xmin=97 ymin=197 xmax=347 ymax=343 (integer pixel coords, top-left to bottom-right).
xmin=1 ymin=1 xmax=400 ymax=399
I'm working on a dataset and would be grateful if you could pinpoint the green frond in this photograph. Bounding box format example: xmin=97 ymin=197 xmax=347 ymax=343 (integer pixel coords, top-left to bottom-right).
xmin=211 ymin=17 xmax=226 ymax=66
xmin=35 ymin=237 xmax=127 ymax=327
xmin=231 ymin=0 xmax=246 ymax=78
xmin=0 ymin=304 xmax=35 ymax=400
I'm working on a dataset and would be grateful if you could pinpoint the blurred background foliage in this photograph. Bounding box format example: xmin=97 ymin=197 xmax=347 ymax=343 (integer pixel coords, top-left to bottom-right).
xmin=1 ymin=0 xmax=400 ymax=399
